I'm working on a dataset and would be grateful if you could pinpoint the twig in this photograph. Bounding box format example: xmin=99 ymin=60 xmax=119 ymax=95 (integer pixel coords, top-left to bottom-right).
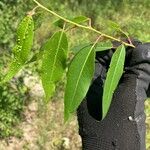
xmin=33 ymin=0 xmax=135 ymax=48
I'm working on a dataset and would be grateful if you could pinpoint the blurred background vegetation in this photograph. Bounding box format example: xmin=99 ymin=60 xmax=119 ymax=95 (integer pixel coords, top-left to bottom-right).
xmin=0 ymin=0 xmax=150 ymax=149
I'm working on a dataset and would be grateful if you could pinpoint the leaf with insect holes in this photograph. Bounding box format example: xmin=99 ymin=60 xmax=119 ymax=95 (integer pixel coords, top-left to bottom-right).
xmin=64 ymin=45 xmax=95 ymax=122
xmin=2 ymin=15 xmax=34 ymax=84
xmin=102 ymin=45 xmax=126 ymax=119
xmin=95 ymin=41 xmax=113 ymax=52
xmin=41 ymin=31 xmax=68 ymax=102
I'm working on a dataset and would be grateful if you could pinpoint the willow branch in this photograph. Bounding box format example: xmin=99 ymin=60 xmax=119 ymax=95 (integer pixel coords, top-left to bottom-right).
xmin=33 ymin=0 xmax=135 ymax=48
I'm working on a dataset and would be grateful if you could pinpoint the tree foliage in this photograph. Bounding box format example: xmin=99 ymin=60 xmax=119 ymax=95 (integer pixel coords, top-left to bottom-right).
xmin=1 ymin=1 xmax=129 ymax=121
xmin=0 ymin=0 xmax=149 ymax=139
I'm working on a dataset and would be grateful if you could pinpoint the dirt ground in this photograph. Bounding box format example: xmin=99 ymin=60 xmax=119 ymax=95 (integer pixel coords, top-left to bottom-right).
xmin=0 ymin=99 xmax=82 ymax=150
xmin=0 ymin=76 xmax=149 ymax=150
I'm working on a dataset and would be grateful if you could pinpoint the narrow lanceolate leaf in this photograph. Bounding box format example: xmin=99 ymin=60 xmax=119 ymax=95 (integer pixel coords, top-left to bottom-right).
xmin=2 ymin=15 xmax=34 ymax=83
xmin=64 ymin=45 xmax=95 ymax=122
xmin=95 ymin=41 xmax=113 ymax=52
xmin=102 ymin=45 xmax=126 ymax=119
xmin=41 ymin=31 xmax=68 ymax=102
xmin=15 ymin=16 xmax=34 ymax=62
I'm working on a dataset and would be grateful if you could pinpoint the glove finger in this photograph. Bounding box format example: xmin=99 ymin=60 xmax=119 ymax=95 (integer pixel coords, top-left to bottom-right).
xmin=77 ymin=72 xmax=146 ymax=150
xmin=96 ymin=39 xmax=142 ymax=69
xmin=90 ymin=39 xmax=143 ymax=121
xmin=77 ymin=42 xmax=150 ymax=150
xmin=126 ymin=43 xmax=150 ymax=97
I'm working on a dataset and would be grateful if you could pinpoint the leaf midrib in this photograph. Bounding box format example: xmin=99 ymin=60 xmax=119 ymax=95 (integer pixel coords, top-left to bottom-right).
xmin=49 ymin=31 xmax=64 ymax=83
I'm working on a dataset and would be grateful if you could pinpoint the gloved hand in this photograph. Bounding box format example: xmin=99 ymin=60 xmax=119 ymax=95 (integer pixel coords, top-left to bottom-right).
xmin=77 ymin=40 xmax=150 ymax=150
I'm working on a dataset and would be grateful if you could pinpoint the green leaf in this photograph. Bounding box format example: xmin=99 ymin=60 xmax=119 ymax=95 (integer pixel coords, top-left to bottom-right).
xmin=71 ymin=43 xmax=92 ymax=54
xmin=64 ymin=45 xmax=95 ymax=122
xmin=41 ymin=31 xmax=68 ymax=102
xmin=14 ymin=16 xmax=34 ymax=62
xmin=2 ymin=60 xmax=22 ymax=83
xmin=71 ymin=41 xmax=113 ymax=55
xmin=102 ymin=45 xmax=126 ymax=119
xmin=95 ymin=41 xmax=113 ymax=52
xmin=53 ymin=16 xmax=88 ymax=29
xmin=2 ymin=15 xmax=34 ymax=83
xmin=71 ymin=16 xmax=89 ymax=24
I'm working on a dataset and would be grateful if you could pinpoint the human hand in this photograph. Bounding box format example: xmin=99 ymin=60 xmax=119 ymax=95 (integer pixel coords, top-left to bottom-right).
xmin=77 ymin=40 xmax=150 ymax=150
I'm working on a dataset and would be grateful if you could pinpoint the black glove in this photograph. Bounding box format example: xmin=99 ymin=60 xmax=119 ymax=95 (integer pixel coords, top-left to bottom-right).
xmin=77 ymin=40 xmax=150 ymax=150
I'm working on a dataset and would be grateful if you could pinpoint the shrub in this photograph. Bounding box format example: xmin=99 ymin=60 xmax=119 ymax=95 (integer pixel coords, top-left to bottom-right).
xmin=0 ymin=54 xmax=28 ymax=138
